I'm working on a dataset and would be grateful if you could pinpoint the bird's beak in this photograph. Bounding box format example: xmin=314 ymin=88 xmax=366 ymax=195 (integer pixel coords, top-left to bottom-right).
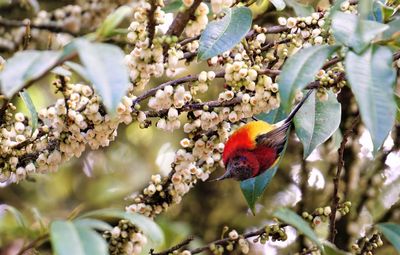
xmin=208 ymin=168 xmax=233 ymax=182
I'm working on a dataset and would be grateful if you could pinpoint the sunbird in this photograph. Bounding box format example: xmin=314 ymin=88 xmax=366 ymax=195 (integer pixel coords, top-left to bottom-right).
xmin=213 ymin=90 xmax=313 ymax=181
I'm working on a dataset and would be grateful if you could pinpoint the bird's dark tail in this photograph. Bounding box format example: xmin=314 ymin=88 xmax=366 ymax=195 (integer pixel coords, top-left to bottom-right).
xmin=284 ymin=89 xmax=313 ymax=124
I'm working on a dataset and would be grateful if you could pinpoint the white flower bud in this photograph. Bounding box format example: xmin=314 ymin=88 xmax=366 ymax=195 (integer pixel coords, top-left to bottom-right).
xmin=248 ymin=69 xmax=258 ymax=81
xmin=287 ymin=17 xmax=297 ymax=28
xmin=278 ymin=17 xmax=287 ymax=26
xmin=207 ymin=71 xmax=216 ymax=80
xmin=164 ymin=85 xmax=174 ymax=96
xmin=312 ymin=28 xmax=321 ymax=37
xmin=198 ymin=71 xmax=208 ymax=82
xmin=25 ymin=163 xmax=36 ymax=173
xmin=168 ymin=108 xmax=179 ymax=119
xmin=314 ymin=36 xmax=323 ymax=44
xmin=256 ymin=33 xmax=266 ymax=44
xmin=14 ymin=122 xmax=25 ymax=133
xmin=229 ymin=230 xmax=239 ymax=240
xmin=15 ymin=112 xmax=25 ymax=122
xmin=180 ymin=138 xmax=192 ymax=148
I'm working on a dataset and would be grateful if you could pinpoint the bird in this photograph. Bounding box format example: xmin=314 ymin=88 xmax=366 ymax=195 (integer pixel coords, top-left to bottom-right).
xmin=212 ymin=89 xmax=313 ymax=181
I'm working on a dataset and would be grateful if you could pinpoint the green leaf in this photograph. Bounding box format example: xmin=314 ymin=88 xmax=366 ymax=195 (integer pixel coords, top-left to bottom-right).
xmin=78 ymin=208 xmax=164 ymax=245
xmin=0 ymin=51 xmax=62 ymax=98
xmin=323 ymin=241 xmax=351 ymax=255
xmin=257 ymin=105 xmax=287 ymax=123
xmin=345 ymin=46 xmax=396 ymax=153
xmin=240 ymin=167 xmax=278 ymax=214
xmin=50 ymin=220 xmax=108 ymax=255
xmin=50 ymin=221 xmax=86 ymax=255
xmin=332 ymin=12 xmax=388 ymax=53
xmin=270 ymin=0 xmax=286 ymax=11
xmin=377 ymin=222 xmax=400 ymax=252
xmin=96 ymin=6 xmax=132 ymax=39
xmin=198 ymin=7 xmax=252 ymax=61
xmin=294 ymin=90 xmax=341 ymax=158
xmin=273 ymin=208 xmax=323 ymax=251
xmin=51 ymin=66 xmax=72 ymax=77
xmin=19 ymin=90 xmax=38 ymax=133
xmin=382 ymin=18 xmax=400 ymax=47
xmin=0 ymin=204 xmax=27 ymax=228
xmin=278 ymin=45 xmax=339 ymax=112
xmin=76 ymin=225 xmax=109 ymax=255
xmin=73 ymin=218 xmax=113 ymax=231
xmin=163 ymin=0 xmax=182 ymax=12
xmin=283 ymin=0 xmax=313 ymax=17
xmin=64 ymin=61 xmax=90 ymax=82
xmin=69 ymin=39 xmax=130 ymax=114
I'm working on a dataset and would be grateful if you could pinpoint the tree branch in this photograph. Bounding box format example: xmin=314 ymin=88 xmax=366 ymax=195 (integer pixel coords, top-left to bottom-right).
xmin=329 ymin=115 xmax=360 ymax=243
xmin=166 ymin=0 xmax=203 ymax=37
xmin=146 ymin=0 xmax=158 ymax=45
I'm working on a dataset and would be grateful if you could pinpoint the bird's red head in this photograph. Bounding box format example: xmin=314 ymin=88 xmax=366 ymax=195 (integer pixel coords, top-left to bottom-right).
xmin=223 ymin=150 xmax=259 ymax=181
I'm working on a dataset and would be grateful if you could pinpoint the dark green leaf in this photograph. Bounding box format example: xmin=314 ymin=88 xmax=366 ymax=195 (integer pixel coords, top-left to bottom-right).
xmin=345 ymin=46 xmax=396 ymax=153
xmin=19 ymin=90 xmax=38 ymax=133
xmin=198 ymin=7 xmax=252 ymax=60
xmin=163 ymin=0 xmax=182 ymax=12
xmin=270 ymin=0 xmax=286 ymax=11
xmin=332 ymin=12 xmax=388 ymax=53
xmin=78 ymin=208 xmax=164 ymax=245
xmin=377 ymin=222 xmax=400 ymax=252
xmin=96 ymin=6 xmax=131 ymax=39
xmin=283 ymin=0 xmax=313 ymax=17
xmin=0 ymin=204 xmax=27 ymax=228
xmin=76 ymin=225 xmax=108 ymax=255
xmin=278 ymin=45 xmax=339 ymax=112
xmin=0 ymin=51 xmax=61 ymax=98
xmin=69 ymin=39 xmax=130 ymax=114
xmin=50 ymin=221 xmax=86 ymax=255
xmin=240 ymin=167 xmax=278 ymax=214
xmin=294 ymin=91 xmax=341 ymax=158
xmin=323 ymin=241 xmax=351 ymax=255
xmin=74 ymin=218 xmax=113 ymax=231
xmin=273 ymin=208 xmax=323 ymax=251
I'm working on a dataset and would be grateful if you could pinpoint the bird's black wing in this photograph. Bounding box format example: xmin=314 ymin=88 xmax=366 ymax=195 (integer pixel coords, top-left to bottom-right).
xmin=255 ymin=121 xmax=291 ymax=154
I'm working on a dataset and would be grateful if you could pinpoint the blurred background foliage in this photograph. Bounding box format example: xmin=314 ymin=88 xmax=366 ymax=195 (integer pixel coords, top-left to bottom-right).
xmin=0 ymin=0 xmax=399 ymax=254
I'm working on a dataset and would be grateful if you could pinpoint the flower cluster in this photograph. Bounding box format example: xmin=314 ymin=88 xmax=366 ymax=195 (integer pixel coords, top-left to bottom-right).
xmin=0 ymin=0 xmax=131 ymax=52
xmin=253 ymin=224 xmax=288 ymax=243
xmin=277 ymin=12 xmax=332 ymax=48
xmin=125 ymin=0 xmax=167 ymax=90
xmin=103 ymin=219 xmax=148 ymax=255
xmin=301 ymin=202 xmax=351 ymax=228
xmin=352 ymin=233 xmax=384 ymax=255
xmin=0 ymin=77 xmax=138 ymax=183
xmin=36 ymin=0 xmax=132 ymax=34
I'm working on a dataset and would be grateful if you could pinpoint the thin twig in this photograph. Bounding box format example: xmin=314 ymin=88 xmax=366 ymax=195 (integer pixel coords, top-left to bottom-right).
xmin=0 ymin=18 xmax=79 ymax=36
xmin=22 ymin=20 xmax=31 ymax=50
xmin=150 ymin=236 xmax=194 ymax=255
xmin=329 ymin=115 xmax=360 ymax=242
